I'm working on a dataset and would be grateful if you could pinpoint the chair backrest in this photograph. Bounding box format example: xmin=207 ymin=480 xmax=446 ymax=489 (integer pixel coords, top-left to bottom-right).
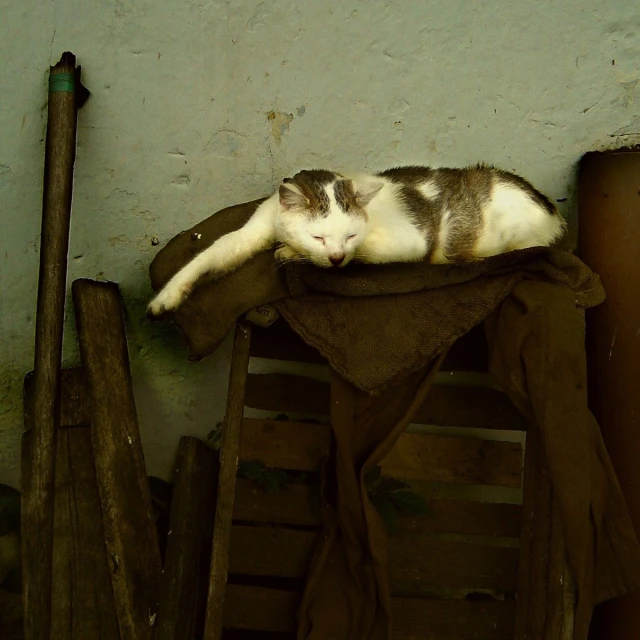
xmin=216 ymin=317 xmax=574 ymax=640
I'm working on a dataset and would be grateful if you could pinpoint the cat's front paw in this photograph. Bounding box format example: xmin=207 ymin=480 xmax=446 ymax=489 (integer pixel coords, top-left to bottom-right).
xmin=274 ymin=244 xmax=301 ymax=262
xmin=146 ymin=282 xmax=192 ymax=319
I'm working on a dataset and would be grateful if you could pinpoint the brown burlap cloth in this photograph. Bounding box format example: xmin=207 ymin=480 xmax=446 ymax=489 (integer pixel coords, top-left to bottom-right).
xmin=150 ymin=199 xmax=640 ymax=639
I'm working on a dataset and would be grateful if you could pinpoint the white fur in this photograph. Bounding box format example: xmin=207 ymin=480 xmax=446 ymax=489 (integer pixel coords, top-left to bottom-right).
xmin=147 ymin=170 xmax=565 ymax=317
xmin=418 ymin=180 xmax=440 ymax=200
xmin=473 ymin=184 xmax=564 ymax=258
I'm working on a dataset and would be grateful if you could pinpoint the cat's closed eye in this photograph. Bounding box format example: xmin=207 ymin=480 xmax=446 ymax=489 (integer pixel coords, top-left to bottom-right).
xmin=312 ymin=235 xmax=325 ymax=244
xmin=346 ymin=234 xmax=358 ymax=241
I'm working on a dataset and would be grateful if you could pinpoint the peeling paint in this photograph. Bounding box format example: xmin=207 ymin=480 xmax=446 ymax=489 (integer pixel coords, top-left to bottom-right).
xmin=267 ymin=111 xmax=294 ymax=145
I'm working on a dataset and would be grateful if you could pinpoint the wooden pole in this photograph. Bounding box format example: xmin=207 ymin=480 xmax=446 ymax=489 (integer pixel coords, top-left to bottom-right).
xmin=204 ymin=321 xmax=252 ymax=639
xmin=21 ymin=52 xmax=87 ymax=640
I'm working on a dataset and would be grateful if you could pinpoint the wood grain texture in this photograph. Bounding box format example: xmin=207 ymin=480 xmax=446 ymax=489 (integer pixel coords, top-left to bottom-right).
xmin=239 ymin=418 xmax=330 ymax=472
xmin=204 ymin=321 xmax=252 ymax=640
xmin=244 ymin=373 xmax=528 ymax=431
xmin=73 ymin=278 xmax=162 ymax=640
xmin=233 ymin=478 xmax=320 ymax=527
xmin=155 ymin=437 xmax=219 ymax=640
xmin=233 ymin=477 xmax=521 ymax=537
xmin=239 ymin=418 xmax=522 ymax=487
xmin=228 ymin=525 xmax=519 ymax=593
xmin=23 ymin=367 xmax=89 ymax=430
xmin=382 ymin=432 xmax=523 ymax=488
xmin=51 ymin=427 xmax=120 ymax=639
xmin=223 ymin=585 xmax=516 ymax=640
xmin=22 ymin=52 xmax=81 ymax=640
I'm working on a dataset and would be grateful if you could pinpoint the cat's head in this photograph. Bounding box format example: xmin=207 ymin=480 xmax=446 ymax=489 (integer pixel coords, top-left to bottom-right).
xmin=276 ymin=169 xmax=382 ymax=267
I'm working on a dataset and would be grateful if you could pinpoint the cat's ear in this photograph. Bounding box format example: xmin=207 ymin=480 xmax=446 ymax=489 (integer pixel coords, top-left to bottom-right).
xmin=351 ymin=176 xmax=383 ymax=206
xmin=279 ymin=180 xmax=308 ymax=211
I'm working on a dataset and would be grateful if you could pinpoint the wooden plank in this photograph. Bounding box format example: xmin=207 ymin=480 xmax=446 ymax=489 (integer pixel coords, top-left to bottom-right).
xmin=229 ymin=526 xmax=317 ymax=578
xmin=223 ymin=585 xmax=516 ymax=640
xmin=240 ymin=418 xmax=522 ymax=487
xmin=23 ymin=367 xmax=89 ymax=429
xmin=390 ymin=531 xmax=519 ymax=594
xmin=155 ymin=436 xmax=219 ymax=640
xmin=233 ymin=478 xmax=521 ymax=537
xmin=228 ymin=525 xmax=518 ymax=592
xmin=388 ymin=498 xmax=521 ymax=538
xmin=223 ymin=585 xmax=298 ymax=633
xmin=382 ymin=432 xmax=523 ymax=488
xmin=413 ymin=385 xmax=528 ymax=431
xmin=204 ymin=321 xmax=252 ymax=640
xmin=239 ymin=418 xmax=330 ymax=472
xmin=23 ymin=53 xmax=83 ymax=640
xmin=244 ymin=374 xmax=528 ymax=431
xmin=73 ymin=278 xmax=162 ymax=640
xmin=391 ymin=596 xmax=516 ymax=640
xmin=248 ymin=318 xmax=489 ymax=371
xmin=233 ymin=478 xmax=320 ymax=527
xmin=51 ymin=427 xmax=120 ymax=639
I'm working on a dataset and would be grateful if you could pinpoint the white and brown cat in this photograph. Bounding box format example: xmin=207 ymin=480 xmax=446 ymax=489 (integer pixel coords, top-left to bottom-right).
xmin=147 ymin=164 xmax=566 ymax=317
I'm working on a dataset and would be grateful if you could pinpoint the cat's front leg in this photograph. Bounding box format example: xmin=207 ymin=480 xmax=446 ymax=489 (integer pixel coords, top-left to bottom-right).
xmin=357 ymin=226 xmax=428 ymax=264
xmin=147 ymin=196 xmax=279 ymax=318
xmin=147 ymin=274 xmax=195 ymax=318
xmin=274 ymin=244 xmax=303 ymax=262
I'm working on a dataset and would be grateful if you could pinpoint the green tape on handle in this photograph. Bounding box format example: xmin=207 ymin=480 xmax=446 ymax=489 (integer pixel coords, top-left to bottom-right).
xmin=49 ymin=72 xmax=75 ymax=93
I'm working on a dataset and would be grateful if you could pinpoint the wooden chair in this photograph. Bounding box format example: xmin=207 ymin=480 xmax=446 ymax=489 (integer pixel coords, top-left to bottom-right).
xmin=205 ymin=315 xmax=576 ymax=640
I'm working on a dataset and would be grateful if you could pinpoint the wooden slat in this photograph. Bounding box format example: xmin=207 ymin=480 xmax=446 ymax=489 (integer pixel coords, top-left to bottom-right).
xmin=385 ymin=498 xmax=521 ymax=537
xmin=382 ymin=432 xmax=523 ymax=488
xmin=73 ymin=279 xmax=162 ymax=640
xmin=23 ymin=367 xmax=89 ymax=430
xmin=204 ymin=321 xmax=252 ymax=640
xmin=389 ymin=531 xmax=519 ymax=594
xmin=228 ymin=525 xmax=519 ymax=592
xmin=233 ymin=478 xmax=521 ymax=537
xmin=229 ymin=526 xmax=317 ymax=578
xmin=391 ymin=596 xmax=516 ymax=640
xmin=240 ymin=418 xmax=522 ymax=488
xmin=244 ymin=374 xmax=528 ymax=431
xmin=223 ymin=585 xmax=298 ymax=633
xmin=413 ymin=385 xmax=528 ymax=431
xmin=223 ymin=585 xmax=516 ymax=640
xmin=156 ymin=436 xmax=219 ymax=640
xmin=239 ymin=418 xmax=330 ymax=472
xmin=233 ymin=478 xmax=320 ymax=527
xmin=51 ymin=427 xmax=120 ymax=639
xmin=248 ymin=318 xmax=489 ymax=371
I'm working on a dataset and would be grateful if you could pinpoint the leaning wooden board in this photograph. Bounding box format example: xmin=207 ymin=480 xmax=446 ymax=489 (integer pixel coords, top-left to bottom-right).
xmin=73 ymin=279 xmax=162 ymax=640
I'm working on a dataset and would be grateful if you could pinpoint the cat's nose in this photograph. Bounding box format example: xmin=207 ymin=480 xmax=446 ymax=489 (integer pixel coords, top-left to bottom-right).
xmin=329 ymin=254 xmax=345 ymax=266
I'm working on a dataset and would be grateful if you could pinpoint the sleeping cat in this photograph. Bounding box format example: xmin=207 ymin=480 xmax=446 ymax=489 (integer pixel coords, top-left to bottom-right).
xmin=147 ymin=164 xmax=566 ymax=317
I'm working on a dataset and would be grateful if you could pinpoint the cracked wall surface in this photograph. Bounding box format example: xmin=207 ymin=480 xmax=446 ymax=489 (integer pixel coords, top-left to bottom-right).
xmin=2 ymin=0 xmax=640 ymax=489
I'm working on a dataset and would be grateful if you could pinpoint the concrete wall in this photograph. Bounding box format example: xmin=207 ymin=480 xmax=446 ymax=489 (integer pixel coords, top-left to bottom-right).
xmin=2 ymin=0 xmax=639 ymax=489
